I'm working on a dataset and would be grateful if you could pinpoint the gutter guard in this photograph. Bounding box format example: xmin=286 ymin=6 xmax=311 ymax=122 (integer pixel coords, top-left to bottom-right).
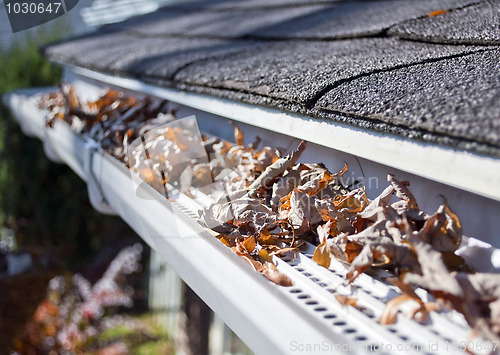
xmin=5 ymin=86 xmax=498 ymax=355
xmin=3 ymin=88 xmax=364 ymax=355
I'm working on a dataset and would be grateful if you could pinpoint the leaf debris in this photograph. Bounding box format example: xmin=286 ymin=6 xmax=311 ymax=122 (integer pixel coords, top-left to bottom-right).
xmin=39 ymin=86 xmax=500 ymax=342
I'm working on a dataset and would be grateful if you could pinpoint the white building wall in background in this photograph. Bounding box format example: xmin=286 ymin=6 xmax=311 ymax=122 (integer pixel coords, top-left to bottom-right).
xmin=149 ymin=249 xmax=253 ymax=355
xmin=81 ymin=0 xmax=191 ymax=27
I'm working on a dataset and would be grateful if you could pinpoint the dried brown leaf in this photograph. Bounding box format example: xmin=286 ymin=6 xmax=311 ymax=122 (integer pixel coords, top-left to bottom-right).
xmin=242 ymin=236 xmax=256 ymax=253
xmin=247 ymin=140 xmax=306 ymax=196
xmin=232 ymin=122 xmax=244 ymax=146
xmin=315 ymin=199 xmax=339 ymax=222
xmin=258 ymin=230 xmax=276 ymax=245
xmin=387 ymin=277 xmax=422 ymax=304
xmin=296 ymin=163 xmax=346 ymax=196
xmin=335 ymin=295 xmax=358 ymax=308
xmin=346 ymin=245 xmax=374 ymax=282
xmin=429 ymin=9 xmax=448 ymax=17
xmin=407 ymin=302 xmax=441 ymax=324
xmin=261 ymin=263 xmax=293 ymax=286
xmin=388 ymin=277 xmax=441 ymax=323
xmin=219 ymin=235 xmax=230 ymax=247
xmin=443 ymin=200 xmax=463 ymax=247
xmin=441 ymin=252 xmax=465 ymax=270
xmin=271 ymin=168 xmax=301 ymax=209
xmin=258 ymin=249 xmax=273 ymax=263
xmin=270 ymin=246 xmax=299 ymax=257
xmin=334 ymin=189 xmax=368 ymax=213
xmin=388 ymin=174 xmax=418 ymax=210
xmin=416 ymin=203 xmax=462 ymax=253
xmin=313 ymin=242 xmax=331 ymax=269
xmin=403 ymin=238 xmax=463 ymax=297
xmin=379 ymin=294 xmax=413 ymax=325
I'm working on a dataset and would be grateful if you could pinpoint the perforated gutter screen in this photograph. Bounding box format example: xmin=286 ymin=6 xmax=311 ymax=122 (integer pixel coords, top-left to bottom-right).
xmin=4 ymin=69 xmax=500 ymax=354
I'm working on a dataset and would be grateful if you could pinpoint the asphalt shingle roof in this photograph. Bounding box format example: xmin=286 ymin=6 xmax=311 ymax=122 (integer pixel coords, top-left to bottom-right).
xmin=317 ymin=50 xmax=500 ymax=154
xmin=172 ymin=39 xmax=483 ymax=105
xmin=43 ymin=0 xmax=500 ymax=157
xmin=49 ymin=33 xmax=258 ymax=78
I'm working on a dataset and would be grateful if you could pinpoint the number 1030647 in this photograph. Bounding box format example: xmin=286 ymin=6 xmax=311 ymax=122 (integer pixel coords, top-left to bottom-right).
xmin=6 ymin=2 xmax=63 ymax=14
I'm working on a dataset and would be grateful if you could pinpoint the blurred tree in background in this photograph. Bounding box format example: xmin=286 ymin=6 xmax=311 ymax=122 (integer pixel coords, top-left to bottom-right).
xmin=0 ymin=23 xmax=132 ymax=273
xmin=0 ymin=20 xmax=153 ymax=354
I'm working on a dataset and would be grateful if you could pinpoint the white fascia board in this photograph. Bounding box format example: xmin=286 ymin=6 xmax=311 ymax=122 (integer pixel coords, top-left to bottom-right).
xmin=68 ymin=66 xmax=500 ymax=202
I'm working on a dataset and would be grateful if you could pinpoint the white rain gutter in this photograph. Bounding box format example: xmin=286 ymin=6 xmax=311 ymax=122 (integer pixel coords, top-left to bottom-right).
xmin=4 ymin=79 xmax=499 ymax=355
xmin=3 ymin=88 xmax=367 ymax=355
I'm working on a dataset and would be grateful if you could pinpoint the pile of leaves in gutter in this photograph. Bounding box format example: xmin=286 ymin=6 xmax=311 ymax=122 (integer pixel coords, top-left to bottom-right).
xmin=40 ymin=84 xmax=174 ymax=163
xmin=39 ymin=86 xmax=500 ymax=342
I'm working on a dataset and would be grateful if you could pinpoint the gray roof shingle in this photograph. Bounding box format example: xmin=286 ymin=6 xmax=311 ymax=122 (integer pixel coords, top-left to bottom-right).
xmin=388 ymin=0 xmax=500 ymax=45
xmin=248 ymin=0 xmax=480 ymax=39
xmin=101 ymin=0 xmax=480 ymax=40
xmin=170 ymin=38 xmax=483 ymax=105
xmin=43 ymin=0 xmax=500 ymax=157
xmin=44 ymin=34 xmax=260 ymax=79
xmin=316 ymin=49 xmax=500 ymax=152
